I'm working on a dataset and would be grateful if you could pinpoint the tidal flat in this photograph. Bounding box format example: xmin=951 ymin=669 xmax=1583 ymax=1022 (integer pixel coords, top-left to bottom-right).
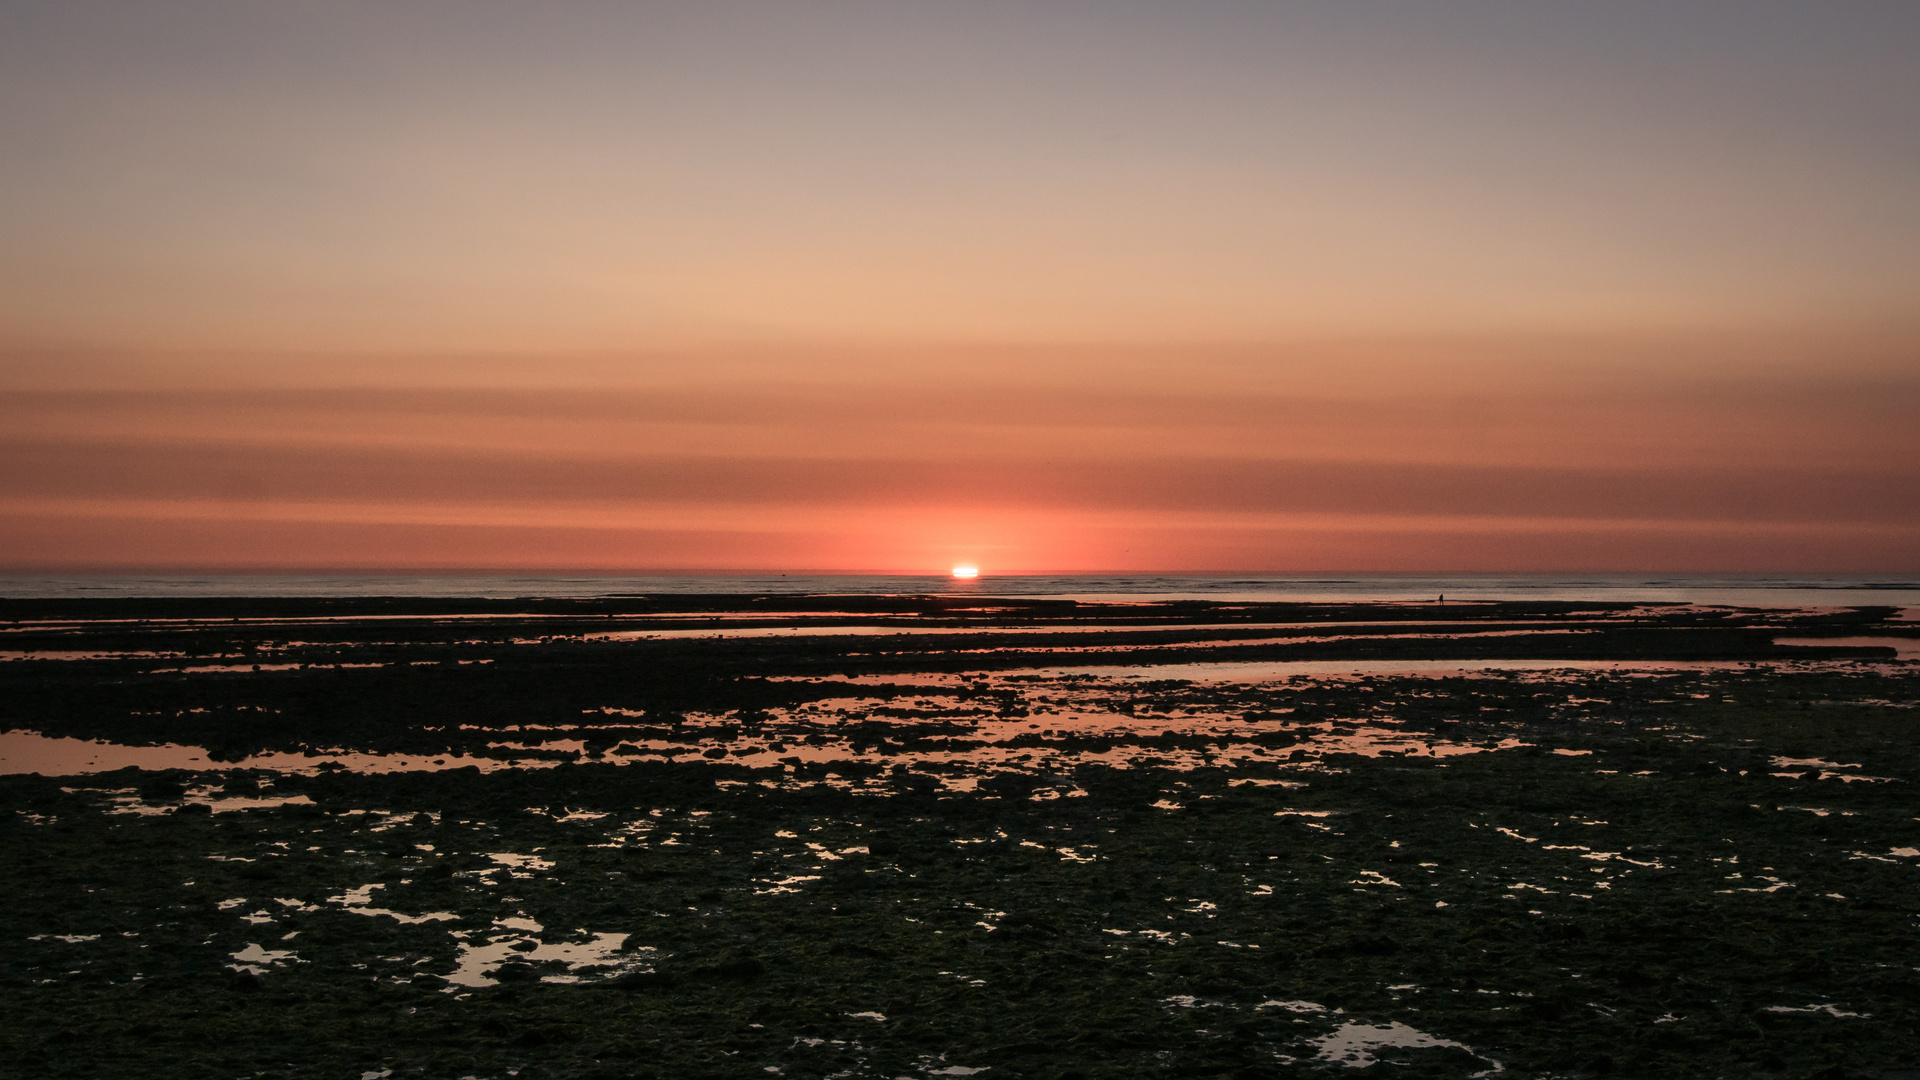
xmin=3 ymin=595 xmax=1918 ymax=1079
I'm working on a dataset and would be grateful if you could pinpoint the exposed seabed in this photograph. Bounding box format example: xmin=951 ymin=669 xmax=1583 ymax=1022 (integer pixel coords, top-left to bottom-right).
xmin=3 ymin=595 xmax=1917 ymax=1078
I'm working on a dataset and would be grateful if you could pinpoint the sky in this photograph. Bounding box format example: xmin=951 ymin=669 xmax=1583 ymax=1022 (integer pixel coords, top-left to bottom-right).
xmin=2 ymin=1 xmax=1917 ymax=574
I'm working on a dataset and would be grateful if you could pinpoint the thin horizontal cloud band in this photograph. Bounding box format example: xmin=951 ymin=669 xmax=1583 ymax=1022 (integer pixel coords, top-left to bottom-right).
xmin=4 ymin=441 xmax=1914 ymax=526
xmin=9 ymin=496 xmax=1916 ymax=538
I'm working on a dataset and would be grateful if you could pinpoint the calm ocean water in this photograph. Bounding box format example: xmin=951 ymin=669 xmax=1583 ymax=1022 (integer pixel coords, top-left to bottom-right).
xmin=1 ymin=573 xmax=1915 ymax=607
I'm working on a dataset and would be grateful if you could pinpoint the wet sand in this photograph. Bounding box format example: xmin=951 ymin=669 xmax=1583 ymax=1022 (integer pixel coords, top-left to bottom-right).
xmin=3 ymin=595 xmax=1917 ymax=1078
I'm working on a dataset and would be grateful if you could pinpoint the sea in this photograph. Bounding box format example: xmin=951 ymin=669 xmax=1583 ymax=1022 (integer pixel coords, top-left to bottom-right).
xmin=2 ymin=573 xmax=1916 ymax=608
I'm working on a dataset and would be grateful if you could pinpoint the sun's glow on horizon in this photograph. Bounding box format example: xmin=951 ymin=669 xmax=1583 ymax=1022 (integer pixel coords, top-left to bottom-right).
xmin=951 ymin=565 xmax=979 ymax=579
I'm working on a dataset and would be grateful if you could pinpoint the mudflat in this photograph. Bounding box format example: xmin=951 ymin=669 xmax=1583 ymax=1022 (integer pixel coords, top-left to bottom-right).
xmin=4 ymin=596 xmax=1918 ymax=1078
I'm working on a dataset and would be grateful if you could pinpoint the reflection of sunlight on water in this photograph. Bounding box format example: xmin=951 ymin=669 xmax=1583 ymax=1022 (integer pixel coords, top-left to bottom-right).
xmin=999 ymin=657 xmax=1825 ymax=681
xmin=579 ymin=622 xmax=1578 ymax=643
xmin=0 ymin=730 xmax=566 ymax=778
xmin=0 ymin=650 xmax=191 ymax=662
xmin=1308 ymin=1020 xmax=1487 ymax=1069
xmin=0 ymin=665 xmax=1609 ymax=792
xmin=1772 ymin=636 xmax=1920 ymax=658
xmin=444 ymin=916 xmax=656 ymax=989
xmin=2 ymin=733 xmax=215 ymax=774
xmin=326 ymin=882 xmax=461 ymax=925
xmin=1156 ymin=996 xmax=1497 ymax=1072
xmin=228 ymin=942 xmax=302 ymax=976
xmin=8 ymin=650 xmax=1901 ymax=790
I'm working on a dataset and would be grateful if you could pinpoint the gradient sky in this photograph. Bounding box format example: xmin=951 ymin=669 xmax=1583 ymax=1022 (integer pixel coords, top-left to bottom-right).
xmin=3 ymin=1 xmax=1917 ymax=573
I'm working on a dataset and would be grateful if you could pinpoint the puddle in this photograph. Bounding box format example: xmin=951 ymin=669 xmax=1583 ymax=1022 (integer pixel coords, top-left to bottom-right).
xmin=1761 ymin=1003 xmax=1869 ymax=1018
xmin=3 ymin=733 xmax=220 ymax=775
xmin=1259 ymin=1000 xmax=1331 ymax=1013
xmin=327 ymin=883 xmax=459 ymax=925
xmin=998 ymin=658 xmax=1840 ymax=681
xmin=54 ymin=784 xmax=318 ymax=817
xmin=1768 ymin=756 xmax=1898 ymax=783
xmin=1307 ymin=1020 xmax=1489 ymax=1069
xmin=0 ymin=730 xmax=577 ymax=778
xmin=203 ymin=794 xmax=316 ymax=814
xmin=0 ymin=650 xmax=191 ymax=662
xmin=475 ymin=853 xmax=554 ymax=880
xmin=1773 ymin=636 xmax=1920 ymax=659
xmin=444 ymin=917 xmax=656 ymax=988
xmin=754 ymin=874 xmax=825 ymax=896
xmin=228 ymin=943 xmax=302 ymax=976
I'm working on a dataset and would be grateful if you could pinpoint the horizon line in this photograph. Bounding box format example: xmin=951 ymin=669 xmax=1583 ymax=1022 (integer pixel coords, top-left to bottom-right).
xmin=3 ymin=568 xmax=1917 ymax=580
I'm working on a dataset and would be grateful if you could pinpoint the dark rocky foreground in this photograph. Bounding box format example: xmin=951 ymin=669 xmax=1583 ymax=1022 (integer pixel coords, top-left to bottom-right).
xmin=2 ymin=596 xmax=1918 ymax=1079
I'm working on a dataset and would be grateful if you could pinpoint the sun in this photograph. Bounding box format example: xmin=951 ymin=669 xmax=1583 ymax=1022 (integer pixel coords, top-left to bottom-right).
xmin=950 ymin=565 xmax=979 ymax=579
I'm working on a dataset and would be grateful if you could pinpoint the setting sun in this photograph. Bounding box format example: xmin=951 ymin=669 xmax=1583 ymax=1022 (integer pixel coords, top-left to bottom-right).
xmin=950 ymin=565 xmax=979 ymax=579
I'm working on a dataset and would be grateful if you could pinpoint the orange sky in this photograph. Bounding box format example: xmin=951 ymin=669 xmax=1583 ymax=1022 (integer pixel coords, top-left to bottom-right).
xmin=4 ymin=335 xmax=1915 ymax=572
xmin=2 ymin=3 xmax=1917 ymax=573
